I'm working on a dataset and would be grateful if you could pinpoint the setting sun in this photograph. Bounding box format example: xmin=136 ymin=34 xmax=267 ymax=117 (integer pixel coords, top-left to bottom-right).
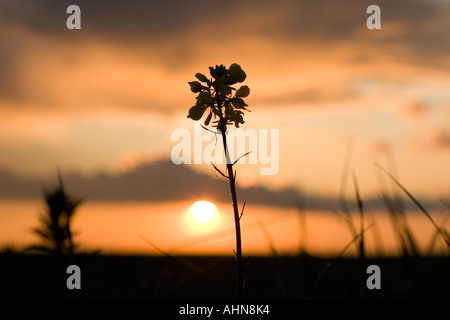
xmin=190 ymin=201 xmax=216 ymax=223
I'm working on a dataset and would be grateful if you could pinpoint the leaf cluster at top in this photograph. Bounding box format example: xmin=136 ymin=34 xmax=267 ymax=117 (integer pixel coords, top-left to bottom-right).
xmin=187 ymin=63 xmax=250 ymax=129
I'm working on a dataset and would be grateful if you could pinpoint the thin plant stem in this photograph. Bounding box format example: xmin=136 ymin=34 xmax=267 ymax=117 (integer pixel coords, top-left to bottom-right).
xmin=219 ymin=125 xmax=243 ymax=300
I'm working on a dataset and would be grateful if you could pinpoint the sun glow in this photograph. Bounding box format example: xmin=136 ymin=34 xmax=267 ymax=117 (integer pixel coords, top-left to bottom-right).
xmin=190 ymin=201 xmax=216 ymax=223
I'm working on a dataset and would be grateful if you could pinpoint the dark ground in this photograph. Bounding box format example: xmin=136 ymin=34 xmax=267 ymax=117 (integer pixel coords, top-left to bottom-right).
xmin=0 ymin=253 xmax=449 ymax=300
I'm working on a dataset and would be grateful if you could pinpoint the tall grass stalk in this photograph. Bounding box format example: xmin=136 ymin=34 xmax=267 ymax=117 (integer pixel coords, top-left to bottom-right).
xmin=374 ymin=163 xmax=419 ymax=256
xmin=376 ymin=163 xmax=450 ymax=249
xmin=351 ymin=171 xmax=365 ymax=259
xmin=338 ymin=137 xmax=364 ymax=256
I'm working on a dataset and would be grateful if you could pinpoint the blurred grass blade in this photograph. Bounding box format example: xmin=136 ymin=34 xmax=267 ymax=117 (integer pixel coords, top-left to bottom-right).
xmin=352 ymin=170 xmax=365 ymax=259
xmin=336 ymin=223 xmax=374 ymax=260
xmin=339 ymin=136 xmax=356 ymax=220
xmin=374 ymin=167 xmax=419 ymax=256
xmin=376 ymin=163 xmax=450 ymax=248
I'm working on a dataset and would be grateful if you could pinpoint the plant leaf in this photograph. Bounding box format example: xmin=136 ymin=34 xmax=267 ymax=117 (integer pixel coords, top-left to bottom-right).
xmin=233 ymin=114 xmax=245 ymax=127
xmin=195 ymin=73 xmax=209 ymax=83
xmin=218 ymin=82 xmax=232 ymax=96
xmin=235 ymin=85 xmax=250 ymax=98
xmin=188 ymin=81 xmax=203 ymax=93
xmin=231 ymin=98 xmax=248 ymax=109
xmin=228 ymin=63 xmax=247 ymax=83
xmin=187 ymin=105 xmax=207 ymax=121
xmin=228 ymin=110 xmax=245 ymax=127
xmin=204 ymin=111 xmax=212 ymax=126
xmin=195 ymin=91 xmax=208 ymax=107
xmin=225 ymin=102 xmax=234 ymax=115
xmin=202 ymin=91 xmax=215 ymax=106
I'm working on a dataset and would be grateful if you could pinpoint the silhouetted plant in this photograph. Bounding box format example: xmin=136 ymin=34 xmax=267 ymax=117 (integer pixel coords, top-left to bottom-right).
xmin=187 ymin=63 xmax=250 ymax=299
xmin=28 ymin=170 xmax=81 ymax=256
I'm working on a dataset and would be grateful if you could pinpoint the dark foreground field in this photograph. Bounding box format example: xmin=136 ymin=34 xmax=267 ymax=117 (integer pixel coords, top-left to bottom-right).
xmin=1 ymin=253 xmax=449 ymax=300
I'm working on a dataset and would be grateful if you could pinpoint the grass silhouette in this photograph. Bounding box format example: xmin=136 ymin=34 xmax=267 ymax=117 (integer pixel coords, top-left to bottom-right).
xmin=0 ymin=167 xmax=449 ymax=299
xmin=376 ymin=163 xmax=450 ymax=249
xmin=0 ymin=146 xmax=449 ymax=299
xmin=27 ymin=169 xmax=80 ymax=256
xmin=22 ymin=169 xmax=82 ymax=298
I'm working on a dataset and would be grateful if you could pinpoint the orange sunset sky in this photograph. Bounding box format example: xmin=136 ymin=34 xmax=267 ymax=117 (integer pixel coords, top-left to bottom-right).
xmin=0 ymin=1 xmax=450 ymax=256
xmin=1 ymin=0 xmax=449 ymax=199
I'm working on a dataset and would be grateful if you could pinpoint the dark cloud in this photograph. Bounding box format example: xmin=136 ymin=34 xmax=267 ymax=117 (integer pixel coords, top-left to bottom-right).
xmin=0 ymin=30 xmax=32 ymax=102
xmin=0 ymin=160 xmax=303 ymax=207
xmin=0 ymin=0 xmax=449 ymax=111
xmin=1 ymin=0 xmax=449 ymax=57
xmin=0 ymin=1 xmax=255 ymax=43
xmin=255 ymin=86 xmax=360 ymax=106
xmin=0 ymin=159 xmax=444 ymax=213
xmin=1 ymin=1 xmax=444 ymax=39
